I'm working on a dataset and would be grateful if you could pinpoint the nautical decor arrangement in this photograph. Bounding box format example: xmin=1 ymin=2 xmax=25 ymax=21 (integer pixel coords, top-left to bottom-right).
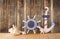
xmin=8 ymin=7 xmax=55 ymax=35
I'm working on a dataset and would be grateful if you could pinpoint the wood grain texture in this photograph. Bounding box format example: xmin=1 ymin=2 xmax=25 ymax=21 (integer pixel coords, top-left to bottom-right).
xmin=0 ymin=33 xmax=60 ymax=39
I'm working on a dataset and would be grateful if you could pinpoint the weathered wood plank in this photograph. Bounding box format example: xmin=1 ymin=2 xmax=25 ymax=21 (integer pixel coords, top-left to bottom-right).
xmin=0 ymin=33 xmax=60 ymax=39
xmin=24 ymin=0 xmax=27 ymax=33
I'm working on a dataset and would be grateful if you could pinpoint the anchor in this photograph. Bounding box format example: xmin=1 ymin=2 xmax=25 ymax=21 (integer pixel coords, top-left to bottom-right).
xmin=38 ymin=7 xmax=55 ymax=33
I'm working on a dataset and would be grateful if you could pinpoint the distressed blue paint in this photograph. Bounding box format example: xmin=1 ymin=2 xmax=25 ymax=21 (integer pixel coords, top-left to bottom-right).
xmin=42 ymin=15 xmax=50 ymax=18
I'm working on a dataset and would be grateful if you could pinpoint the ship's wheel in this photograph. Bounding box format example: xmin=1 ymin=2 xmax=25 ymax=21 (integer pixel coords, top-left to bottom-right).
xmin=23 ymin=16 xmax=41 ymax=34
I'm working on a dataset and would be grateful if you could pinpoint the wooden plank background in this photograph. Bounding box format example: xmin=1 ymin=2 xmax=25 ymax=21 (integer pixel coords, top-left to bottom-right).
xmin=0 ymin=0 xmax=60 ymax=33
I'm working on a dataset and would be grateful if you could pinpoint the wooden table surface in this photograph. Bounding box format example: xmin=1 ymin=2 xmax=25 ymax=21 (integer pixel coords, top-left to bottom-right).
xmin=0 ymin=33 xmax=60 ymax=39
